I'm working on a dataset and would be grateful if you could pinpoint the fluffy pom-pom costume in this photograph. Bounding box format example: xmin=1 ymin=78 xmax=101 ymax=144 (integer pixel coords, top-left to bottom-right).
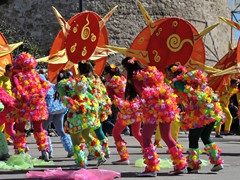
xmin=57 ymin=76 xmax=100 ymax=134
xmin=9 ymin=52 xmax=51 ymax=123
xmin=133 ymin=66 xmax=180 ymax=124
xmin=171 ymin=67 xmax=225 ymax=130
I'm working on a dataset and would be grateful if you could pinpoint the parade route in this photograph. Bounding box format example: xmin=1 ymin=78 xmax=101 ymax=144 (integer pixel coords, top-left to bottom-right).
xmin=1 ymin=132 xmax=240 ymax=180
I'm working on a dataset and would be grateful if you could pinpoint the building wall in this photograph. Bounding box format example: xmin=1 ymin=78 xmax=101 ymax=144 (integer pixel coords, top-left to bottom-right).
xmin=0 ymin=0 xmax=234 ymax=66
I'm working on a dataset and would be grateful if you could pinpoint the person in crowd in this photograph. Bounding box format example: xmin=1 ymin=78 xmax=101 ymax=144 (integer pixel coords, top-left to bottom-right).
xmin=57 ymin=66 xmax=106 ymax=168
xmin=103 ymin=62 xmax=143 ymax=165
xmin=8 ymin=52 xmax=51 ymax=161
xmin=121 ymin=57 xmax=187 ymax=177
xmin=165 ymin=63 xmax=225 ymax=173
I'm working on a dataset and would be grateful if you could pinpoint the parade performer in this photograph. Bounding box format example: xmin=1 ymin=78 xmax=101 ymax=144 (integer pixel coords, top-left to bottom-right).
xmin=78 ymin=61 xmax=111 ymax=159
xmin=165 ymin=63 xmax=225 ymax=173
xmin=39 ymin=73 xmax=74 ymax=159
xmin=122 ymin=57 xmax=187 ymax=177
xmin=103 ymin=62 xmax=143 ymax=165
xmin=215 ymin=79 xmax=238 ymax=138
xmin=0 ymin=64 xmax=14 ymax=145
xmin=8 ymin=52 xmax=51 ymax=161
xmin=57 ymin=67 xmax=106 ymax=168
xmin=0 ymin=87 xmax=15 ymax=160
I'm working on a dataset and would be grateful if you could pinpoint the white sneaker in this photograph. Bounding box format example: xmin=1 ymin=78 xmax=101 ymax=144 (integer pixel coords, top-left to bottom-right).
xmin=211 ymin=164 xmax=223 ymax=172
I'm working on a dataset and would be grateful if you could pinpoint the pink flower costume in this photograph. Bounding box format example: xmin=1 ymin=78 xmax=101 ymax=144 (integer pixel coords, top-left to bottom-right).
xmin=132 ymin=66 xmax=187 ymax=175
xmin=171 ymin=66 xmax=224 ymax=171
xmin=0 ymin=87 xmax=15 ymax=159
xmin=106 ymin=75 xmax=143 ymax=164
xmin=8 ymin=52 xmax=51 ymax=161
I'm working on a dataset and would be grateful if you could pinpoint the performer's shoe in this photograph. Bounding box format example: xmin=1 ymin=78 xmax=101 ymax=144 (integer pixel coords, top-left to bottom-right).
xmin=215 ymin=134 xmax=223 ymax=138
xmin=39 ymin=152 xmax=53 ymax=159
xmin=7 ymin=139 xmax=14 ymax=145
xmin=0 ymin=153 xmax=10 ymax=161
xmin=112 ymin=159 xmax=130 ymax=165
xmin=67 ymin=152 xmax=74 ymax=158
xmin=154 ymin=142 xmax=164 ymax=148
xmin=187 ymin=167 xmax=198 ymax=173
xmin=136 ymin=171 xmax=157 ymax=177
xmin=96 ymin=157 xmax=106 ymax=167
xmin=168 ymin=167 xmax=188 ymax=175
xmin=41 ymin=151 xmax=49 ymax=162
xmin=211 ymin=164 xmax=223 ymax=172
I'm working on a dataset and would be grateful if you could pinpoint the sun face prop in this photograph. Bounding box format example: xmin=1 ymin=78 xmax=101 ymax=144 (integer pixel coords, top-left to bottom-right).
xmin=106 ymin=0 xmax=219 ymax=73
xmin=37 ymin=6 xmax=118 ymax=83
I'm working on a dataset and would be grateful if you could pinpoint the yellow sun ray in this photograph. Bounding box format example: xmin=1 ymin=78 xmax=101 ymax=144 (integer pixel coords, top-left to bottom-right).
xmin=99 ymin=5 xmax=118 ymax=30
xmin=136 ymin=0 xmax=157 ymax=35
xmin=194 ymin=22 xmax=220 ymax=42
xmin=0 ymin=42 xmax=23 ymax=57
xmin=105 ymin=45 xmax=149 ymax=63
xmin=52 ymin=6 xmax=70 ymax=37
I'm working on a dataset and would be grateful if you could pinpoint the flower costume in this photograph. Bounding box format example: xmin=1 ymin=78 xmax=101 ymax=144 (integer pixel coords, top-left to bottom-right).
xmin=0 ymin=87 xmax=15 ymax=160
xmin=133 ymin=66 xmax=180 ymax=124
xmin=105 ymin=75 xmax=143 ymax=164
xmin=57 ymin=76 xmax=105 ymax=168
xmin=8 ymin=52 xmax=51 ymax=161
xmin=131 ymin=65 xmax=187 ymax=175
xmin=171 ymin=65 xmax=224 ymax=172
xmin=171 ymin=68 xmax=225 ymax=130
xmin=84 ymin=74 xmax=112 ymax=158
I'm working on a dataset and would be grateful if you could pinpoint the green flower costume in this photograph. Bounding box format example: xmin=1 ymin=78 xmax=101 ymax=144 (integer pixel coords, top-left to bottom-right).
xmin=58 ymin=76 xmax=100 ymax=134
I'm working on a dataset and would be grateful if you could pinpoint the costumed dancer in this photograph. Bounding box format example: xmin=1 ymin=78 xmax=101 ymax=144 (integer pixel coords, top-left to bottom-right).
xmin=165 ymin=63 xmax=225 ymax=173
xmin=57 ymin=67 xmax=106 ymax=168
xmin=8 ymin=52 xmax=51 ymax=161
xmin=39 ymin=73 xmax=74 ymax=159
xmin=122 ymin=57 xmax=187 ymax=177
xmin=103 ymin=62 xmax=143 ymax=165
xmin=215 ymin=79 xmax=238 ymax=138
xmin=0 ymin=64 xmax=14 ymax=145
xmin=0 ymin=87 xmax=15 ymax=160
xmin=154 ymin=71 xmax=183 ymax=148
xmin=78 ymin=61 xmax=112 ymax=159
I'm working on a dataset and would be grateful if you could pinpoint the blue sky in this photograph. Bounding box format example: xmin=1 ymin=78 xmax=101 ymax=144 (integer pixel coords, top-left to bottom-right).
xmin=229 ymin=0 xmax=240 ymax=41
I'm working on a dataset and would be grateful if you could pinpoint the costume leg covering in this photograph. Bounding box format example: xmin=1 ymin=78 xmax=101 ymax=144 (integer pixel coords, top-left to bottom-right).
xmin=14 ymin=131 xmax=28 ymax=154
xmin=34 ymin=130 xmax=50 ymax=152
xmin=73 ymin=144 xmax=87 ymax=168
xmin=100 ymin=137 xmax=110 ymax=157
xmin=115 ymin=140 xmax=129 ymax=160
xmin=60 ymin=134 xmax=73 ymax=152
xmin=204 ymin=143 xmax=224 ymax=165
xmin=169 ymin=144 xmax=188 ymax=171
xmin=186 ymin=148 xmax=202 ymax=170
xmin=142 ymin=145 xmax=160 ymax=173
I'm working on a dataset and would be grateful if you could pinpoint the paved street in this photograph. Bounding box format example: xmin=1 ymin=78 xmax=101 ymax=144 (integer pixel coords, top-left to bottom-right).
xmin=0 ymin=131 xmax=240 ymax=180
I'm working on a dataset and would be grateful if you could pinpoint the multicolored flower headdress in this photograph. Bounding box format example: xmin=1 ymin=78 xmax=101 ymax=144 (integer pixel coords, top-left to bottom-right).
xmin=13 ymin=52 xmax=37 ymax=71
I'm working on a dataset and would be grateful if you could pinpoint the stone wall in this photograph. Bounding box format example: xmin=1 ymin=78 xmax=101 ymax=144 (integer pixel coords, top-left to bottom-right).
xmin=0 ymin=0 xmax=234 ymax=66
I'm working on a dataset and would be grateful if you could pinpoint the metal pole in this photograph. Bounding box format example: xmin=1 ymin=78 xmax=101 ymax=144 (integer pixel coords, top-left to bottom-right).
xmin=79 ymin=0 xmax=84 ymax=12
